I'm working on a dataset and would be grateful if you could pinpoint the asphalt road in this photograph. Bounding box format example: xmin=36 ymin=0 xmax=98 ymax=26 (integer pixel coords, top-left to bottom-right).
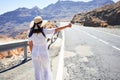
xmin=63 ymin=24 xmax=120 ymax=80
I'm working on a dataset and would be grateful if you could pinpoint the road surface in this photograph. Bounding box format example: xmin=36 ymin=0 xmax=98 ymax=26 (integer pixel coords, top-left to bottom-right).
xmin=63 ymin=24 xmax=120 ymax=80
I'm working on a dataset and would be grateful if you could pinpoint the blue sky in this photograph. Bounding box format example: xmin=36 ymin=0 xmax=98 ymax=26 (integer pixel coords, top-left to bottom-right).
xmin=0 ymin=0 xmax=118 ymax=15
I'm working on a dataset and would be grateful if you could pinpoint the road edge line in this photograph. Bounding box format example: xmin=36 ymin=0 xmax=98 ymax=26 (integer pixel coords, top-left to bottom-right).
xmin=56 ymin=30 xmax=65 ymax=80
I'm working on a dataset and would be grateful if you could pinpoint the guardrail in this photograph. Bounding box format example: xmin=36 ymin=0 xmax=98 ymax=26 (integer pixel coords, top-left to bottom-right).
xmin=0 ymin=39 xmax=28 ymax=61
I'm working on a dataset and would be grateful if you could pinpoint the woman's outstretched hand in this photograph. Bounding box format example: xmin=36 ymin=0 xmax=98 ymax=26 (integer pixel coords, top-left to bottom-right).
xmin=66 ymin=23 xmax=72 ymax=28
xmin=55 ymin=23 xmax=72 ymax=33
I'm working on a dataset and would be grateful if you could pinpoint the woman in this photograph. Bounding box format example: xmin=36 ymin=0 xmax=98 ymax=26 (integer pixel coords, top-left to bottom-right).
xmin=28 ymin=16 xmax=72 ymax=80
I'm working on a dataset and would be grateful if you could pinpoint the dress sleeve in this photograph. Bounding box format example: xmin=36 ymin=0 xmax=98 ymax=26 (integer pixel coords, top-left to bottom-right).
xmin=44 ymin=28 xmax=55 ymax=35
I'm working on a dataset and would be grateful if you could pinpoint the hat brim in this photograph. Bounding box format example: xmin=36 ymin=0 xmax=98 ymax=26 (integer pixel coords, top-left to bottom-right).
xmin=29 ymin=20 xmax=48 ymax=28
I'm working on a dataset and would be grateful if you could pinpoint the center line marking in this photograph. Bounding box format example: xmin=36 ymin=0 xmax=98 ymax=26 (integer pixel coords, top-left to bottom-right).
xmin=73 ymin=27 xmax=120 ymax=51
xmin=89 ymin=28 xmax=120 ymax=38
xmin=98 ymin=39 xmax=109 ymax=45
xmin=112 ymin=46 xmax=120 ymax=51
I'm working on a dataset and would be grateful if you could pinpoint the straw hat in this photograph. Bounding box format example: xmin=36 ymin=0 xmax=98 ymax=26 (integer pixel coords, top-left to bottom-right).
xmin=29 ymin=16 xmax=46 ymax=28
xmin=34 ymin=16 xmax=42 ymax=23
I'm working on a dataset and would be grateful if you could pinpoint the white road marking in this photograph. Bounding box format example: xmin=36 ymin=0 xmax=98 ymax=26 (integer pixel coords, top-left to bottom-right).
xmin=82 ymin=30 xmax=109 ymax=45
xmin=85 ymin=32 xmax=98 ymax=39
xmin=73 ymin=27 xmax=120 ymax=51
xmin=89 ymin=28 xmax=120 ymax=38
xmin=98 ymin=39 xmax=109 ymax=45
xmin=56 ymin=30 xmax=65 ymax=80
xmin=112 ymin=46 xmax=120 ymax=51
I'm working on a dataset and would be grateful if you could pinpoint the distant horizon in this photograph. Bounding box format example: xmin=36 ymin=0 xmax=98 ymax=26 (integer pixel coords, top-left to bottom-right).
xmin=0 ymin=0 xmax=118 ymax=15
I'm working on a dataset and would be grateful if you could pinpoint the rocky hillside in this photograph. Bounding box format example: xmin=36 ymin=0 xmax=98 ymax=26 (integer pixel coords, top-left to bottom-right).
xmin=72 ymin=1 xmax=120 ymax=27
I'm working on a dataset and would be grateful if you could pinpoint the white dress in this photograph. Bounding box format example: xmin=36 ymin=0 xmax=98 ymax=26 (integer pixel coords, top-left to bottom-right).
xmin=28 ymin=28 xmax=55 ymax=80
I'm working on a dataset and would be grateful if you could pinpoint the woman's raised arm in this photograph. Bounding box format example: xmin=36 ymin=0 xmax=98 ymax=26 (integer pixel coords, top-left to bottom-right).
xmin=55 ymin=23 xmax=72 ymax=33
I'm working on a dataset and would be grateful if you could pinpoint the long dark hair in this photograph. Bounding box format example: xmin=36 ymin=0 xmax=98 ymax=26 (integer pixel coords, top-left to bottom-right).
xmin=28 ymin=22 xmax=46 ymax=37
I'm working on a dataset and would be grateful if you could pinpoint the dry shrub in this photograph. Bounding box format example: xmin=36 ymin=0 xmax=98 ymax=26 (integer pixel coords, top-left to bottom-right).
xmin=0 ymin=52 xmax=8 ymax=59
xmin=0 ymin=48 xmax=23 ymax=60
xmin=101 ymin=22 xmax=108 ymax=27
xmin=43 ymin=21 xmax=55 ymax=28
